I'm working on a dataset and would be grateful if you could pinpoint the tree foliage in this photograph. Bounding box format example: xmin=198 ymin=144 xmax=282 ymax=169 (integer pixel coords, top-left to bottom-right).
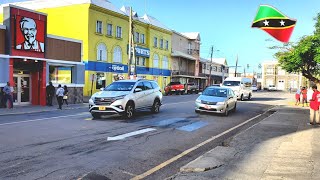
xmin=274 ymin=13 xmax=320 ymax=83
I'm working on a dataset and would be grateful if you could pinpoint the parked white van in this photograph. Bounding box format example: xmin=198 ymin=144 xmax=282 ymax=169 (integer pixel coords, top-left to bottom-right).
xmin=221 ymin=77 xmax=253 ymax=101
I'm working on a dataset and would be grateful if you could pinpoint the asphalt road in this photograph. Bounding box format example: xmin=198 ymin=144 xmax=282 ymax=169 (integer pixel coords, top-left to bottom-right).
xmin=0 ymin=92 xmax=279 ymax=180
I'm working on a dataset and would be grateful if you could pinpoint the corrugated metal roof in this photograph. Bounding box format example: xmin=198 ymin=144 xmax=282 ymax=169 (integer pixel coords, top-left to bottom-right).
xmin=181 ymin=32 xmax=200 ymax=40
xmin=141 ymin=14 xmax=171 ymax=31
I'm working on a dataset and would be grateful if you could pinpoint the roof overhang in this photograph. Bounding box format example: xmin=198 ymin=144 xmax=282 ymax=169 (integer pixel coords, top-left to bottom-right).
xmin=171 ymin=50 xmax=197 ymax=61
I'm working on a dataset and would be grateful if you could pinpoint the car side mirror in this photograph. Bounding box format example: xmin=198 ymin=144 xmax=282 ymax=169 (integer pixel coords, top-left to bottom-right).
xmin=135 ymin=88 xmax=142 ymax=93
xmin=100 ymin=88 xmax=104 ymax=91
xmin=198 ymin=92 xmax=202 ymax=95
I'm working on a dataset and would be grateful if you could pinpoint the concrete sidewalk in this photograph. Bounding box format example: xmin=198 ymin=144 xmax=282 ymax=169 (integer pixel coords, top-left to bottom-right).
xmin=171 ymin=106 xmax=320 ymax=180
xmin=0 ymin=103 xmax=88 ymax=116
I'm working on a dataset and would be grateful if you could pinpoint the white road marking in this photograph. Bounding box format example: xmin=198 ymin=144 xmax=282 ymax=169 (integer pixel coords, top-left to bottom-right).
xmin=107 ymin=128 xmax=156 ymax=141
xmin=0 ymin=113 xmax=89 ymax=126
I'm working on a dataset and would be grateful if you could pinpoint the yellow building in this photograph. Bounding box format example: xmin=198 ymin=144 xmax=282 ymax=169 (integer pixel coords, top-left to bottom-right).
xmin=1 ymin=0 xmax=172 ymax=96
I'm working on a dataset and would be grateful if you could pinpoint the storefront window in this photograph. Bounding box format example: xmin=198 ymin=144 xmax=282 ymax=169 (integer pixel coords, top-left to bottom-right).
xmin=49 ymin=65 xmax=72 ymax=84
xmin=96 ymin=73 xmax=106 ymax=89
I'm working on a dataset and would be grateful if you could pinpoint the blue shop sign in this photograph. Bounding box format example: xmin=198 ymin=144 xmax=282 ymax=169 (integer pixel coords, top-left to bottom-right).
xmin=110 ymin=64 xmax=126 ymax=73
xmin=127 ymin=45 xmax=150 ymax=58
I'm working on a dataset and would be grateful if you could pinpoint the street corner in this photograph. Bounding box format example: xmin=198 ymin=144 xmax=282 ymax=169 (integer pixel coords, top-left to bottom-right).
xmin=180 ymin=146 xmax=237 ymax=173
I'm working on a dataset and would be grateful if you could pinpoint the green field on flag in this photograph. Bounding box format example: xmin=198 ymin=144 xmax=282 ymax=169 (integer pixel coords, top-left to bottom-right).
xmin=254 ymin=5 xmax=286 ymax=22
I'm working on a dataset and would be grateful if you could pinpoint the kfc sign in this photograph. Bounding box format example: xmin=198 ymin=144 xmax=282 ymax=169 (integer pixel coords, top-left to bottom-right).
xmin=16 ymin=16 xmax=45 ymax=52
xmin=8 ymin=6 xmax=47 ymax=57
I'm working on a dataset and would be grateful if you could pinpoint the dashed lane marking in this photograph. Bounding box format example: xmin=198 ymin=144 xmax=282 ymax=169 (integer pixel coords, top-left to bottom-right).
xmin=107 ymin=128 xmax=156 ymax=141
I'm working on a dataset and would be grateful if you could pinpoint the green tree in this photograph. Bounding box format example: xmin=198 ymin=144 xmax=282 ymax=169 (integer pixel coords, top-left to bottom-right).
xmin=274 ymin=13 xmax=320 ymax=84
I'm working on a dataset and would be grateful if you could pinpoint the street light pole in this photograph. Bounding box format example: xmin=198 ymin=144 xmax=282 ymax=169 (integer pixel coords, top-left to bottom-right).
xmin=209 ymin=46 xmax=213 ymax=86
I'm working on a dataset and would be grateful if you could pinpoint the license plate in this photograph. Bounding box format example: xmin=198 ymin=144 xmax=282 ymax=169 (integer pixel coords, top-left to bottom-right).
xmin=204 ymin=105 xmax=210 ymax=109
xmin=99 ymin=106 xmax=106 ymax=111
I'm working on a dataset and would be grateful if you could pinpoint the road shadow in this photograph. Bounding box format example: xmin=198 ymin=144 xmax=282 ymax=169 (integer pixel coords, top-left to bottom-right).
xmin=249 ymin=97 xmax=285 ymax=101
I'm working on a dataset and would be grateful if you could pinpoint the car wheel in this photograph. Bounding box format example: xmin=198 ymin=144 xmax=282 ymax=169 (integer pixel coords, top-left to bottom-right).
xmin=224 ymin=106 xmax=229 ymax=116
xmin=195 ymin=110 xmax=200 ymax=114
xmin=195 ymin=90 xmax=199 ymax=94
xmin=233 ymin=103 xmax=237 ymax=112
xmin=248 ymin=93 xmax=252 ymax=100
xmin=124 ymin=102 xmax=135 ymax=119
xmin=180 ymin=91 xmax=184 ymax=95
xmin=91 ymin=113 xmax=101 ymax=119
xmin=151 ymin=99 xmax=160 ymax=113
xmin=240 ymin=94 xmax=244 ymax=101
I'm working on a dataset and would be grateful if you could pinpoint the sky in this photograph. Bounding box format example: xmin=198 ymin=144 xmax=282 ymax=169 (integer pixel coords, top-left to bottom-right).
xmin=2 ymin=0 xmax=320 ymax=73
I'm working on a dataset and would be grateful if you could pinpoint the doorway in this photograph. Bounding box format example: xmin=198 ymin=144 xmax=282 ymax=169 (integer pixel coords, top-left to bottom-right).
xmin=13 ymin=74 xmax=31 ymax=105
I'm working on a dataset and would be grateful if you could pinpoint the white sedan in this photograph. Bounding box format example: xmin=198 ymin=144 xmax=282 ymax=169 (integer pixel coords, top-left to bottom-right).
xmin=195 ymin=86 xmax=237 ymax=116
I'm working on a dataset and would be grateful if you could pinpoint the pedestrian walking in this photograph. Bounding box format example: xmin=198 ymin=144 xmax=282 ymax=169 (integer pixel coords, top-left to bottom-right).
xmin=46 ymin=82 xmax=55 ymax=106
xmin=56 ymin=84 xmax=64 ymax=110
xmin=309 ymin=85 xmax=320 ymax=125
xmin=3 ymin=82 xmax=13 ymax=109
xmin=295 ymin=86 xmax=302 ymax=106
xmin=62 ymin=85 xmax=69 ymax=106
xmin=301 ymin=87 xmax=308 ymax=107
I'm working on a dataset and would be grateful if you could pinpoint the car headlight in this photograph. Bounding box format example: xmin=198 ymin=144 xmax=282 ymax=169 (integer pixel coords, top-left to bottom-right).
xmin=195 ymin=99 xmax=201 ymax=103
xmin=217 ymin=102 xmax=225 ymax=105
xmin=113 ymin=95 xmax=126 ymax=101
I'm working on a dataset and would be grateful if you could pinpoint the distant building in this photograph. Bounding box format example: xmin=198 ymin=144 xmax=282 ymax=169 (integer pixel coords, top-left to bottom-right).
xmin=171 ymin=31 xmax=205 ymax=86
xmin=199 ymin=58 xmax=228 ymax=88
xmin=261 ymin=61 xmax=305 ymax=90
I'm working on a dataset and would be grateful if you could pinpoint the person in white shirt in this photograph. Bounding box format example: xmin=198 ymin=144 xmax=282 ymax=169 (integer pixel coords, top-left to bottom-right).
xmin=307 ymin=86 xmax=314 ymax=102
xmin=56 ymin=84 xmax=64 ymax=110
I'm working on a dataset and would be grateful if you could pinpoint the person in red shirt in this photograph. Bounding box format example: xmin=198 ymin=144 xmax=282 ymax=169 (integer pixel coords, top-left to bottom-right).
xmin=301 ymin=87 xmax=308 ymax=107
xmin=309 ymin=85 xmax=319 ymax=125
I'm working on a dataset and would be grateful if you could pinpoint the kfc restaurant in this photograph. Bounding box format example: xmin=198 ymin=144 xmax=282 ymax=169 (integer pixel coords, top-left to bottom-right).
xmin=0 ymin=5 xmax=84 ymax=106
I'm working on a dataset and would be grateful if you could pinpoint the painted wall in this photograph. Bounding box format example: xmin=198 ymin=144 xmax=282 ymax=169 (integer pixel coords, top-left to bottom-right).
xmin=0 ymin=58 xmax=9 ymax=85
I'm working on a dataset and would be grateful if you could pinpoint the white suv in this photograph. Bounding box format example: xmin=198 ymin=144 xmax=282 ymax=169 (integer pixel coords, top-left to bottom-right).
xmin=89 ymin=79 xmax=163 ymax=119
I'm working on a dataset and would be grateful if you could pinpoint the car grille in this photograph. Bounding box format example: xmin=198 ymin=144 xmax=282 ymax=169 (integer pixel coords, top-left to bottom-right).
xmin=94 ymin=97 xmax=113 ymax=105
xmin=201 ymin=100 xmax=217 ymax=105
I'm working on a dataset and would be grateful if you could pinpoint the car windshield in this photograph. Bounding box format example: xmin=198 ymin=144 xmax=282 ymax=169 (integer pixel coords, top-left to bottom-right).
xmin=223 ymin=81 xmax=240 ymax=86
xmin=104 ymin=82 xmax=135 ymax=91
xmin=202 ymin=88 xmax=228 ymax=97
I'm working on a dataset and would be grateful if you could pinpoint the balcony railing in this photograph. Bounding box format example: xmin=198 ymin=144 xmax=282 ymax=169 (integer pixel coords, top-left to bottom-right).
xmin=172 ymin=70 xmax=194 ymax=76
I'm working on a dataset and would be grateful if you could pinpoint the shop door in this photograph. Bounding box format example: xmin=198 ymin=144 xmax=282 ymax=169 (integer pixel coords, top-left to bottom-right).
xmin=13 ymin=74 xmax=31 ymax=105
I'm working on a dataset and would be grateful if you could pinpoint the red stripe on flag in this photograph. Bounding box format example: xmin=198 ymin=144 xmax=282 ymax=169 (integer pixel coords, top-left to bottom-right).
xmin=262 ymin=26 xmax=295 ymax=43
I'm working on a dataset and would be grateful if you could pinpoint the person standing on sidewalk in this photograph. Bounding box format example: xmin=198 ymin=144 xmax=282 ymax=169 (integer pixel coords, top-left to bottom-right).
xmin=56 ymin=84 xmax=64 ymax=110
xmin=301 ymin=87 xmax=308 ymax=107
xmin=3 ymin=82 xmax=13 ymax=109
xmin=295 ymin=86 xmax=302 ymax=106
xmin=309 ymin=85 xmax=320 ymax=125
xmin=46 ymin=82 xmax=55 ymax=106
xmin=62 ymin=85 xmax=69 ymax=106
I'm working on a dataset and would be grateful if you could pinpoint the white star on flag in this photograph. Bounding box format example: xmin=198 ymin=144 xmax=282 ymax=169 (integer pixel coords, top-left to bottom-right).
xmin=280 ymin=20 xmax=285 ymax=26
xmin=263 ymin=20 xmax=269 ymax=26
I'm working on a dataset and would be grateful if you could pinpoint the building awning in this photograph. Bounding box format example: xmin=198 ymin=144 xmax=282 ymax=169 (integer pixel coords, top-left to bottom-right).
xmin=171 ymin=50 xmax=197 ymax=61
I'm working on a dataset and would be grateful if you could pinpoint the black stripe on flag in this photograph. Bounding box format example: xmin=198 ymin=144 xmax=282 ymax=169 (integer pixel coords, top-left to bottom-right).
xmin=252 ymin=19 xmax=296 ymax=28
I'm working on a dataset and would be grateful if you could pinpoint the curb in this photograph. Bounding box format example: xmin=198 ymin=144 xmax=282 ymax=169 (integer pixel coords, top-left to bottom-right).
xmin=0 ymin=104 xmax=88 ymax=116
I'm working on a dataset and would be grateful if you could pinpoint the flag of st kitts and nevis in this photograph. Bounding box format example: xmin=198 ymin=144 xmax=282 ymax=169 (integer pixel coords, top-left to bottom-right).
xmin=251 ymin=5 xmax=297 ymax=43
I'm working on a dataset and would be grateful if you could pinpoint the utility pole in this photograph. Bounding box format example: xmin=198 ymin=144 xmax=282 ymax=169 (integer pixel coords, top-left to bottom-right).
xmin=208 ymin=45 xmax=213 ymax=86
xmin=234 ymin=55 xmax=238 ymax=77
xmin=127 ymin=7 xmax=133 ymax=79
